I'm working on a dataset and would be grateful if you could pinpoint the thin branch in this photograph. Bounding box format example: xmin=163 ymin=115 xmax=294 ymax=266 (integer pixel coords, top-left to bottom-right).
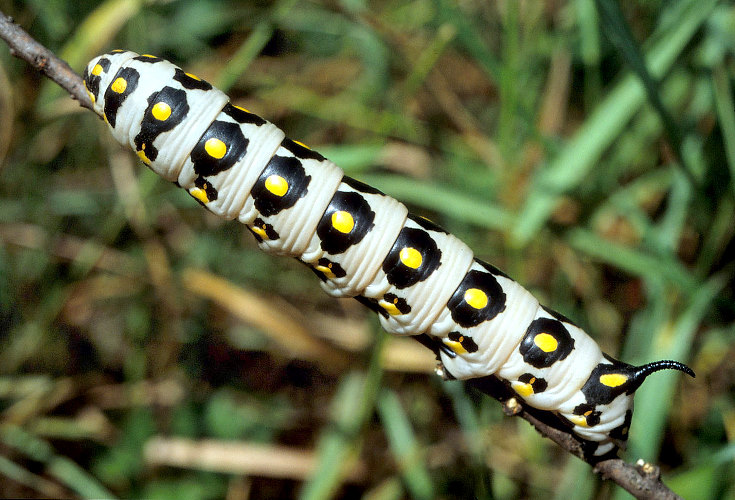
xmin=0 ymin=8 xmax=683 ymax=500
xmin=0 ymin=10 xmax=92 ymax=111
xmin=466 ymin=376 xmax=684 ymax=500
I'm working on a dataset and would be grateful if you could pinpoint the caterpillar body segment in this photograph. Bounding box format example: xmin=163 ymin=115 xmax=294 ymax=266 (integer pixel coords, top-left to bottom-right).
xmin=300 ymin=176 xmax=409 ymax=298
xmin=83 ymin=50 xmax=695 ymax=459
xmin=180 ymin=103 xmax=286 ymax=220
xmin=361 ymin=215 xmax=475 ymax=336
xmin=240 ymin=138 xmax=344 ymax=256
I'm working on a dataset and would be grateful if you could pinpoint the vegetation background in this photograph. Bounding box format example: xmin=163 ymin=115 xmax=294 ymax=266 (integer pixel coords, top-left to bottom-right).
xmin=0 ymin=0 xmax=733 ymax=498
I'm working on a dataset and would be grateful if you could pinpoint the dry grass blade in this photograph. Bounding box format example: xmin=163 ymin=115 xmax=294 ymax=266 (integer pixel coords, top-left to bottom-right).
xmin=181 ymin=268 xmax=350 ymax=370
xmin=144 ymin=437 xmax=366 ymax=481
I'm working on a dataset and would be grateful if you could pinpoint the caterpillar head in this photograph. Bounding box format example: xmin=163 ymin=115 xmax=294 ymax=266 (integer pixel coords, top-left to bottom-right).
xmin=83 ymin=50 xmax=230 ymax=182
xmin=82 ymin=50 xmax=138 ymax=118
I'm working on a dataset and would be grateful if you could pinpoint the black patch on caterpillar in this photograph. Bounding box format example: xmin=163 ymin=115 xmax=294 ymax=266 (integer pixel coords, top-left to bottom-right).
xmin=173 ymin=68 xmax=213 ymax=91
xmin=382 ymin=226 xmax=441 ymax=289
xmin=249 ymin=218 xmax=279 ymax=242
xmin=310 ymin=258 xmax=347 ymax=281
xmin=317 ymin=191 xmax=375 ymax=254
xmin=581 ymin=361 xmax=637 ymax=405
xmin=448 ymin=331 xmax=479 ymax=353
xmin=475 ymin=257 xmax=511 ymax=279
xmin=382 ymin=293 xmax=411 ymax=315
xmin=518 ymin=372 xmax=548 ymax=394
xmin=282 ymin=138 xmax=325 ymax=161
xmin=194 ymin=176 xmax=219 ymax=202
xmin=409 ymin=213 xmax=449 ymax=234
xmin=224 ymin=103 xmax=267 ymax=126
xmin=414 ymin=334 xmax=451 ymax=359
xmin=580 ymin=440 xmax=601 ymax=460
xmin=447 ymin=268 xmax=506 ymax=328
xmin=519 ymin=318 xmax=575 ymax=368
xmin=190 ymin=120 xmax=249 ymax=177
xmin=586 ymin=411 xmax=602 ymax=427
xmin=342 ymin=175 xmax=383 ymax=195
xmin=83 ymin=57 xmax=111 ymax=100
xmin=134 ymin=86 xmax=190 ymax=163
xmin=251 ymin=155 xmax=310 ymax=216
xmin=608 ymin=409 xmax=633 ymax=441
xmin=571 ymin=403 xmax=602 ymax=427
xmin=103 ymin=66 xmax=140 ymax=128
xmin=602 ymin=352 xmax=617 ymax=363
xmin=354 ymin=295 xmax=387 ymax=318
xmin=134 ymin=54 xmax=164 ymax=64
xmin=542 ymin=305 xmax=578 ymax=327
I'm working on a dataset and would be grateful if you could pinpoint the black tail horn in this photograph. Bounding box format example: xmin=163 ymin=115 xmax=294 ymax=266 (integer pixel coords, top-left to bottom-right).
xmin=634 ymin=360 xmax=695 ymax=383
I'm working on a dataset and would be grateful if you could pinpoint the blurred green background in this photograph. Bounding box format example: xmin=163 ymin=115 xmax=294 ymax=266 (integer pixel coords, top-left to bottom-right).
xmin=1 ymin=0 xmax=734 ymax=498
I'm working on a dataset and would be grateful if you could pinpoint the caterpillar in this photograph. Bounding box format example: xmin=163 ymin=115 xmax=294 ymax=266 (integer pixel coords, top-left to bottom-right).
xmin=83 ymin=50 xmax=694 ymax=459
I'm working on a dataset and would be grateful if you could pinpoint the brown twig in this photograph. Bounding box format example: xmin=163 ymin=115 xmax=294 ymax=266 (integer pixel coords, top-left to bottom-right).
xmin=466 ymin=375 xmax=684 ymax=500
xmin=0 ymin=8 xmax=683 ymax=500
xmin=0 ymin=9 xmax=92 ymax=111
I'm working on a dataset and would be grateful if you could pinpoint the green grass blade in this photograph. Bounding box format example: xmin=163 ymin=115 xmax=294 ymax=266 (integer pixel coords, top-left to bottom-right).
xmin=594 ymin=0 xmax=692 ymax=183
xmin=214 ymin=22 xmax=274 ymax=92
xmin=298 ymin=372 xmax=366 ymax=500
xmin=712 ymin=63 xmax=735 ymax=200
xmin=0 ymin=454 xmax=63 ymax=497
xmin=377 ymin=389 xmax=434 ymax=500
xmin=512 ymin=0 xmax=718 ymax=246
xmin=431 ymin=0 xmax=501 ymax=81
xmin=565 ymin=228 xmax=698 ymax=292
xmin=362 ymin=174 xmax=514 ymax=231
xmin=215 ymin=0 xmax=299 ymax=92
xmin=0 ymin=425 xmax=116 ymax=499
xmin=625 ymin=273 xmax=728 ymax=461
xmin=300 ymin=331 xmax=387 ymax=500
xmin=48 ymin=456 xmax=117 ymax=499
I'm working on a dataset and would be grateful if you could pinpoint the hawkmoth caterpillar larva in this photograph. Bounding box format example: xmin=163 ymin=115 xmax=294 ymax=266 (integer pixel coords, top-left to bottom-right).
xmin=83 ymin=50 xmax=694 ymax=459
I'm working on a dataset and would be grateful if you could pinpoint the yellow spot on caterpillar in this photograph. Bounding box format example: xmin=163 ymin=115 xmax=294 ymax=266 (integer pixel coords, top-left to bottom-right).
xmin=443 ymin=339 xmax=467 ymax=355
xmin=251 ymin=225 xmax=269 ymax=239
xmin=189 ymin=187 xmax=210 ymax=204
xmin=399 ymin=247 xmax=422 ymax=269
xmin=152 ymin=102 xmax=172 ymax=121
xmin=233 ymin=104 xmax=252 ymax=114
xmin=293 ymin=140 xmax=311 ymax=150
xmin=136 ymin=145 xmax=151 ymax=165
xmin=600 ymin=373 xmax=628 ymax=388
xmin=185 ymin=72 xmax=201 ymax=81
xmin=111 ymin=77 xmax=127 ymax=93
xmin=379 ymin=298 xmax=402 ymax=316
xmin=205 ymin=138 xmax=227 ymax=159
xmin=87 ymin=91 xmax=95 ymax=104
xmin=331 ymin=211 xmax=354 ymax=234
xmin=534 ymin=333 xmax=558 ymax=353
xmin=315 ymin=264 xmax=336 ymax=279
xmin=464 ymin=288 xmax=488 ymax=309
xmin=141 ymin=54 xmax=157 ymax=58
xmin=512 ymin=380 xmax=535 ymax=398
xmin=264 ymin=175 xmax=288 ymax=196
xmin=569 ymin=415 xmax=589 ymax=427
xmin=92 ymin=64 xmax=103 ymax=76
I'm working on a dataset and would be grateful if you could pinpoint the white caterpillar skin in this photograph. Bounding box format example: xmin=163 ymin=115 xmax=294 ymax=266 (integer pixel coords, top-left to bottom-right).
xmin=84 ymin=50 xmax=693 ymax=458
